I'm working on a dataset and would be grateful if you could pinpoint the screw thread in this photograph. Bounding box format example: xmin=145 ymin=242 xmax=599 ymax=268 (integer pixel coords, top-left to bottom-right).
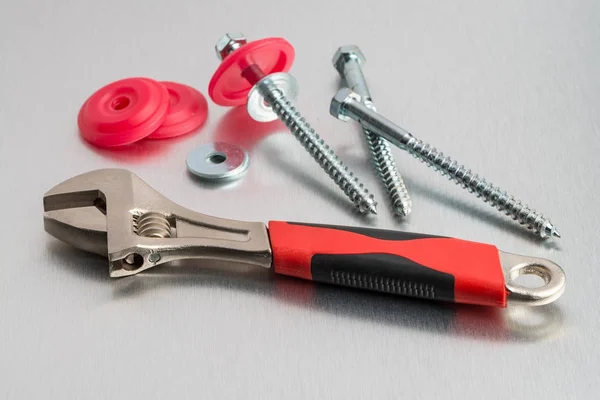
xmin=404 ymin=137 xmax=558 ymax=238
xmin=335 ymin=52 xmax=412 ymax=217
xmin=259 ymin=84 xmax=377 ymax=214
xmin=364 ymin=128 xmax=411 ymax=216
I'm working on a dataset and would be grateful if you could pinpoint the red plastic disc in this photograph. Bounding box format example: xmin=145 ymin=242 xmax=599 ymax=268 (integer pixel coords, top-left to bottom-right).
xmin=208 ymin=37 xmax=295 ymax=106
xmin=147 ymin=82 xmax=209 ymax=139
xmin=78 ymin=77 xmax=169 ymax=147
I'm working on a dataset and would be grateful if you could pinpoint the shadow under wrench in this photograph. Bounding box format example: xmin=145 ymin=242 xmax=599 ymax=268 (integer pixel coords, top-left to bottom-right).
xmin=49 ymin=242 xmax=565 ymax=343
xmin=214 ymin=105 xmax=285 ymax=151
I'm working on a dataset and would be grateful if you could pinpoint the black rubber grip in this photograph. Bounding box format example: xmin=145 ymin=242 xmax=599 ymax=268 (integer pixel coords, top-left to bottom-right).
xmin=311 ymin=253 xmax=455 ymax=301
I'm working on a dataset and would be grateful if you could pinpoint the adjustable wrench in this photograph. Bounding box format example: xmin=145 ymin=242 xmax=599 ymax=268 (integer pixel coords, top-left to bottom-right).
xmin=43 ymin=169 xmax=565 ymax=307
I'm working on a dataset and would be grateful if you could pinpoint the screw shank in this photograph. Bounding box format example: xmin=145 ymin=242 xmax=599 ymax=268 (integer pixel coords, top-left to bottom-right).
xmin=342 ymin=98 xmax=414 ymax=148
xmin=341 ymin=61 xmax=372 ymax=104
xmin=242 ymin=64 xmax=267 ymax=86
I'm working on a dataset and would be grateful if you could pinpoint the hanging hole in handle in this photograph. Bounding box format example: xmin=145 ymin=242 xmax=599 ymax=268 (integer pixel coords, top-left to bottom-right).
xmin=510 ymin=264 xmax=551 ymax=289
xmin=500 ymin=251 xmax=566 ymax=307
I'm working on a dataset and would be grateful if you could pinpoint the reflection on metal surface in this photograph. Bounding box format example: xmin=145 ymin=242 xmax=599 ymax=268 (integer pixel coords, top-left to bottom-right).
xmin=504 ymin=305 xmax=565 ymax=341
xmin=80 ymin=131 xmax=192 ymax=164
xmin=48 ymin=243 xmax=564 ymax=343
xmin=273 ymin=275 xmax=565 ymax=342
xmin=122 ymin=271 xmax=566 ymax=342
xmin=215 ymin=105 xmax=285 ymax=150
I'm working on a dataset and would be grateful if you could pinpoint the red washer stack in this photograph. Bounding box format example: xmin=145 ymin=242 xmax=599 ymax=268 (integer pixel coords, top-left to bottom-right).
xmin=78 ymin=77 xmax=208 ymax=148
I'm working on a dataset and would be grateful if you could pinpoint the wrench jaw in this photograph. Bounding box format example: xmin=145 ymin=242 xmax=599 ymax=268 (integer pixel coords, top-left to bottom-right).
xmin=43 ymin=169 xmax=273 ymax=278
xmin=44 ymin=207 xmax=108 ymax=256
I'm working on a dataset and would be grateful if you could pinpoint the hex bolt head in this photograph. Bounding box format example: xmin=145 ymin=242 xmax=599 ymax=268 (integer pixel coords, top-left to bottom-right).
xmin=330 ymin=88 xmax=361 ymax=121
xmin=332 ymin=45 xmax=367 ymax=74
xmin=215 ymin=33 xmax=247 ymax=61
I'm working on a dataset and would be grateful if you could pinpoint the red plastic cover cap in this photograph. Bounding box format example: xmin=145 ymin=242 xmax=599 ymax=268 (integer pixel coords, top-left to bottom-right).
xmin=78 ymin=77 xmax=169 ymax=147
xmin=208 ymin=37 xmax=295 ymax=107
xmin=147 ymin=82 xmax=209 ymax=139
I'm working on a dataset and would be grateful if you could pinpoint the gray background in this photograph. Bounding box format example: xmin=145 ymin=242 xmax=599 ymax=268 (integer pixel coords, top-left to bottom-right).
xmin=1 ymin=0 xmax=599 ymax=398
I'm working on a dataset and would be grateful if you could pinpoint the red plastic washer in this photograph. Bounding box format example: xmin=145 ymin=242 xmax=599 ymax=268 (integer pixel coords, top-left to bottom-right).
xmin=208 ymin=37 xmax=295 ymax=107
xmin=78 ymin=77 xmax=169 ymax=147
xmin=147 ymin=82 xmax=209 ymax=139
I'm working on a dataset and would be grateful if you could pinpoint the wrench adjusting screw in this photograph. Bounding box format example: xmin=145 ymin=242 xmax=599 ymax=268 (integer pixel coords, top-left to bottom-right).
xmin=333 ymin=45 xmax=412 ymax=217
xmin=209 ymin=33 xmax=377 ymax=214
xmin=331 ymin=89 xmax=560 ymax=239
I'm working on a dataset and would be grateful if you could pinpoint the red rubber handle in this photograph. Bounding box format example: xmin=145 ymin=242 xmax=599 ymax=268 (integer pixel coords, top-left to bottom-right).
xmin=268 ymin=221 xmax=507 ymax=307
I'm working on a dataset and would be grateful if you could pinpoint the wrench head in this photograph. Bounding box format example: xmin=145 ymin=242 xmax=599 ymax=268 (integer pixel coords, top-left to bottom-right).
xmin=43 ymin=169 xmax=272 ymax=277
xmin=43 ymin=169 xmax=165 ymax=276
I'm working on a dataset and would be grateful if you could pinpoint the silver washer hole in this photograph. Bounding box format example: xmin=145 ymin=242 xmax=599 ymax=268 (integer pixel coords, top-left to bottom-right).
xmin=187 ymin=142 xmax=249 ymax=181
xmin=207 ymin=152 xmax=227 ymax=164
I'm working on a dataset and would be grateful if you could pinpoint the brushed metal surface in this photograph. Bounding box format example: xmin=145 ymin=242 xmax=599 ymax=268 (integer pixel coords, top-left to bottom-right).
xmin=1 ymin=0 xmax=598 ymax=398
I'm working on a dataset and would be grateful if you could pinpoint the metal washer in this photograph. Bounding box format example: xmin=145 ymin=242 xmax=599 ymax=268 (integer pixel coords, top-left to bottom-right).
xmin=247 ymin=72 xmax=299 ymax=122
xmin=186 ymin=142 xmax=249 ymax=181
